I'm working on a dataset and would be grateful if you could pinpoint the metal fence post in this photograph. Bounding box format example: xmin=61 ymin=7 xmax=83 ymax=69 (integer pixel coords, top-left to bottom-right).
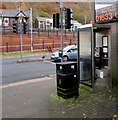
xmin=38 ymin=28 xmax=40 ymax=37
xmin=42 ymin=40 xmax=44 ymax=49
xmin=65 ymin=30 xmax=66 ymax=38
xmin=52 ymin=40 xmax=54 ymax=48
xmin=70 ymin=39 xmax=71 ymax=45
xmin=3 ymin=25 xmax=5 ymax=35
xmin=28 ymin=24 xmax=30 ymax=37
xmin=73 ymin=30 xmax=75 ymax=38
xmin=32 ymin=41 xmax=34 ymax=51
xmin=6 ymin=42 xmax=8 ymax=52
xmin=57 ymin=30 xmax=58 ymax=38
xmin=48 ymin=29 xmax=49 ymax=37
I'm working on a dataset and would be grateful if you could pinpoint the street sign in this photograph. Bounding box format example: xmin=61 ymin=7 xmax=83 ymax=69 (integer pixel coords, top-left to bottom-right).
xmin=89 ymin=20 xmax=92 ymax=24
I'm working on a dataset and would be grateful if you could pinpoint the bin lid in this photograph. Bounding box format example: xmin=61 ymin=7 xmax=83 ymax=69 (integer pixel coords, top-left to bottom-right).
xmin=56 ymin=62 xmax=77 ymax=65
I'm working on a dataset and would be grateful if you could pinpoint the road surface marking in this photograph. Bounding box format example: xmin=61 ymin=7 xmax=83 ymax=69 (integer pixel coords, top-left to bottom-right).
xmin=0 ymin=77 xmax=53 ymax=89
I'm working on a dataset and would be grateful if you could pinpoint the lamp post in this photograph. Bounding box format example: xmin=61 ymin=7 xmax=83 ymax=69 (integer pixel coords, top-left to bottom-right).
xmin=30 ymin=7 xmax=33 ymax=52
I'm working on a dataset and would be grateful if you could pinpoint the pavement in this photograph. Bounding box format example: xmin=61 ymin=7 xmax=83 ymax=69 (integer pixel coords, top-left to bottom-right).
xmin=1 ymin=75 xmax=118 ymax=119
xmin=1 ymin=53 xmax=118 ymax=119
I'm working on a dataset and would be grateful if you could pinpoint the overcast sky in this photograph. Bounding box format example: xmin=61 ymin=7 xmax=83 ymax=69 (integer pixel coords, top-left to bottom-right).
xmin=95 ymin=0 xmax=117 ymax=3
xmin=95 ymin=0 xmax=117 ymax=9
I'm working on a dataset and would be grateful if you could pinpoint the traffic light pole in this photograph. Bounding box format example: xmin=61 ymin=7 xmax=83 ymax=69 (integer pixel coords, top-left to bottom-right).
xmin=20 ymin=33 xmax=23 ymax=61
xmin=60 ymin=2 xmax=63 ymax=62
xmin=18 ymin=5 xmax=23 ymax=61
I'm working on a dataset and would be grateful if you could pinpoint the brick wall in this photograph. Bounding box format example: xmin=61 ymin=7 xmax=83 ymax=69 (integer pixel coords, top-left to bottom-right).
xmin=1 ymin=33 xmax=77 ymax=52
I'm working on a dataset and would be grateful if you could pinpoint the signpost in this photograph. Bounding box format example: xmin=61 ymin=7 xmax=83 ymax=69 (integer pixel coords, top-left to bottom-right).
xmin=53 ymin=3 xmax=73 ymax=62
xmin=15 ymin=5 xmax=30 ymax=61
xmin=60 ymin=2 xmax=64 ymax=62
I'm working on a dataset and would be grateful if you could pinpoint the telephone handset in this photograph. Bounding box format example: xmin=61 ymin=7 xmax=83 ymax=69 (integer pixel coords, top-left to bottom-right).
xmin=94 ymin=47 xmax=103 ymax=69
xmin=95 ymin=47 xmax=103 ymax=58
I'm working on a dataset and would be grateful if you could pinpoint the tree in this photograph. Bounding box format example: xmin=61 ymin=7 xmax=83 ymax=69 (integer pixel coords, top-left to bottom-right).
xmin=73 ymin=13 xmax=90 ymax=25
xmin=73 ymin=13 xmax=85 ymax=24
xmin=20 ymin=2 xmax=28 ymax=11
xmin=72 ymin=13 xmax=80 ymax=22
xmin=39 ymin=11 xmax=50 ymax=18
xmin=0 ymin=3 xmax=7 ymax=9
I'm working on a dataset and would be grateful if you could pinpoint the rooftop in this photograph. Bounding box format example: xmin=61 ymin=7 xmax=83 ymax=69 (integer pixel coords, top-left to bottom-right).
xmin=0 ymin=9 xmax=30 ymax=18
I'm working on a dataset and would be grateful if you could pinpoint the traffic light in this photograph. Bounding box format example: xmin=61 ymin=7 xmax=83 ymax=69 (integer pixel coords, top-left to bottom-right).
xmin=53 ymin=13 xmax=60 ymax=28
xmin=13 ymin=23 xmax=18 ymax=34
xmin=55 ymin=13 xmax=59 ymax=28
xmin=23 ymin=23 xmax=28 ymax=34
xmin=65 ymin=8 xmax=73 ymax=29
xmin=53 ymin=14 xmax=56 ymax=28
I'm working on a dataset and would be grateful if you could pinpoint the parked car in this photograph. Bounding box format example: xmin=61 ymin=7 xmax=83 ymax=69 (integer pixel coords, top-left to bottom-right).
xmin=51 ymin=45 xmax=77 ymax=61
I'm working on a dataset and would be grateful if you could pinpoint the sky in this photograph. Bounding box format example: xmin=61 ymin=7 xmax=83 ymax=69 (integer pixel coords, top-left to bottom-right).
xmin=95 ymin=0 xmax=118 ymax=9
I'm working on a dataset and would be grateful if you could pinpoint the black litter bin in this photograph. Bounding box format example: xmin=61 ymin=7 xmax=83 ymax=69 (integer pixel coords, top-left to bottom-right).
xmin=56 ymin=62 xmax=79 ymax=99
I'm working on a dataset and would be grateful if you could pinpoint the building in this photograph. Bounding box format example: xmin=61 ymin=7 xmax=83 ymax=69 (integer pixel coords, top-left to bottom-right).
xmin=71 ymin=20 xmax=81 ymax=30
xmin=0 ymin=9 xmax=30 ymax=27
xmin=35 ymin=16 xmax=81 ymax=30
xmin=78 ymin=2 xmax=118 ymax=88
xmin=35 ymin=17 xmax=53 ymax=29
xmin=93 ymin=2 xmax=118 ymax=87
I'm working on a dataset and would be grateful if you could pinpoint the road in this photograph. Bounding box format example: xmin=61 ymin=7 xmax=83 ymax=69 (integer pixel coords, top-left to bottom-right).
xmin=2 ymin=54 xmax=56 ymax=84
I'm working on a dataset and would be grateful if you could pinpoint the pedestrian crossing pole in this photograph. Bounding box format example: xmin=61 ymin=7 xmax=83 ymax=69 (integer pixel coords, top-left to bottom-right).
xmin=18 ymin=4 xmax=23 ymax=61
xmin=60 ymin=2 xmax=64 ymax=62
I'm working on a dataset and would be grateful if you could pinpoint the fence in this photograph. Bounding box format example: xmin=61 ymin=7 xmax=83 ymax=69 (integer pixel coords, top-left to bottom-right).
xmin=1 ymin=27 xmax=78 ymax=53
xmin=0 ymin=26 xmax=77 ymax=37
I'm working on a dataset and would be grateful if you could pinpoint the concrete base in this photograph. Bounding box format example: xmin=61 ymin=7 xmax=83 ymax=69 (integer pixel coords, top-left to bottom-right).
xmin=16 ymin=58 xmax=50 ymax=63
xmin=95 ymin=78 xmax=112 ymax=87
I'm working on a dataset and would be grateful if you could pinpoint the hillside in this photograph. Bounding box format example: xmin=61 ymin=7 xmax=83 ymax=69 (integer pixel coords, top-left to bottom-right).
xmin=1 ymin=2 xmax=92 ymax=24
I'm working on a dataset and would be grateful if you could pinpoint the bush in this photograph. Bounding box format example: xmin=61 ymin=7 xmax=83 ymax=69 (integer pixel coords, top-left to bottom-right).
xmin=39 ymin=11 xmax=50 ymax=18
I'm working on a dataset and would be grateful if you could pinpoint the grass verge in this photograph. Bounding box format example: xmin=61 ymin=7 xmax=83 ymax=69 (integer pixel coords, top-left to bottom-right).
xmin=0 ymin=51 xmax=44 ymax=56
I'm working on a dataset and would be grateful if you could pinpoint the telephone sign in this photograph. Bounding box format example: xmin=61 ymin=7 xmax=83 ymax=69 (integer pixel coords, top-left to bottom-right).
xmin=95 ymin=3 xmax=118 ymax=23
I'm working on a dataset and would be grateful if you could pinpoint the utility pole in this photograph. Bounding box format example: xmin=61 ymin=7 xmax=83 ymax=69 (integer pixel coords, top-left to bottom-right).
xmin=30 ymin=7 xmax=33 ymax=52
xmin=60 ymin=2 xmax=63 ymax=62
